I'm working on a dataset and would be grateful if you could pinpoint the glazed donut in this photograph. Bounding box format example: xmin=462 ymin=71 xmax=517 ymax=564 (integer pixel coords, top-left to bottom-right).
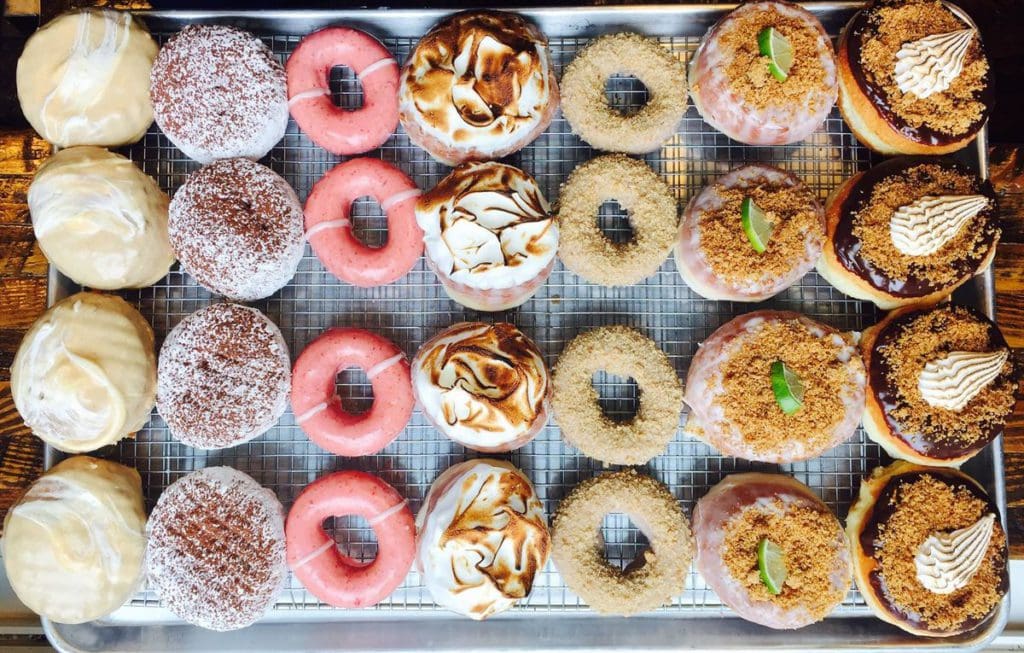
xmin=287 ymin=470 xmax=415 ymax=608
xmin=291 ymin=327 xmax=414 ymax=456
xmin=286 ymin=27 xmax=398 ymax=155
xmin=560 ymin=33 xmax=688 ymax=154
xmin=305 ymin=158 xmax=423 ymax=287
xmin=552 ymin=326 xmax=682 ymax=465
xmin=557 ymin=155 xmax=678 ymax=286
xmin=551 ymin=469 xmax=694 ymax=616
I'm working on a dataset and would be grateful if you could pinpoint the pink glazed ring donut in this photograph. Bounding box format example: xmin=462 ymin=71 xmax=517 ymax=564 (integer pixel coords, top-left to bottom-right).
xmin=286 ymin=27 xmax=399 ymax=155
xmin=286 ymin=470 xmax=415 ymax=608
xmin=291 ymin=327 xmax=414 ymax=456
xmin=305 ymin=158 xmax=423 ymax=287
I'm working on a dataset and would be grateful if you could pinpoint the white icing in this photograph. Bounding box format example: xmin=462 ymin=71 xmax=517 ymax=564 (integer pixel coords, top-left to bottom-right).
xmin=915 ymin=513 xmax=995 ymax=594
xmin=890 ymin=194 xmax=989 ymax=257
xmin=918 ymin=349 xmax=1008 ymax=411
xmin=895 ymin=29 xmax=976 ymax=99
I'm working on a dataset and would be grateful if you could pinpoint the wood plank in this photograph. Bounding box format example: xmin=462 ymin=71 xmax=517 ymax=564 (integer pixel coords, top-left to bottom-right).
xmin=0 ymin=132 xmax=49 ymax=176
xmin=0 ymin=225 xmax=46 ymax=277
xmin=0 ymin=383 xmax=42 ymax=494
xmin=0 ymin=277 xmax=47 ymax=330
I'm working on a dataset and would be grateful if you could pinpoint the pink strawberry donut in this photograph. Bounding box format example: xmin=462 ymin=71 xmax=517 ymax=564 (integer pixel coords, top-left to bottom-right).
xmin=291 ymin=327 xmax=414 ymax=456
xmin=287 ymin=470 xmax=415 ymax=608
xmin=305 ymin=158 xmax=423 ymax=287
xmin=286 ymin=27 xmax=399 ymax=155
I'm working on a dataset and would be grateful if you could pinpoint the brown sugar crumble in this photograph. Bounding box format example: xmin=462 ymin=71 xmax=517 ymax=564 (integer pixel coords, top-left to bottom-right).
xmin=722 ymin=499 xmax=846 ymax=618
xmin=851 ymin=164 xmax=994 ymax=287
xmin=859 ymin=0 xmax=989 ymax=136
xmin=875 ymin=474 xmax=1006 ymax=632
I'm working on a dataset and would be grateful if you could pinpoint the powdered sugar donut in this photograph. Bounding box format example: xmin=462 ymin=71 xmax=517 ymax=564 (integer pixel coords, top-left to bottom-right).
xmin=150 ymin=24 xmax=287 ymax=163
xmin=157 ymin=304 xmax=290 ymax=449
xmin=147 ymin=467 xmax=286 ymax=631
xmin=168 ymin=158 xmax=304 ymax=301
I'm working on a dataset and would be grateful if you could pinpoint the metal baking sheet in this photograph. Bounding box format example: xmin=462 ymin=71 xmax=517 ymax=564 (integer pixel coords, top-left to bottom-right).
xmin=41 ymin=4 xmax=1006 ymax=651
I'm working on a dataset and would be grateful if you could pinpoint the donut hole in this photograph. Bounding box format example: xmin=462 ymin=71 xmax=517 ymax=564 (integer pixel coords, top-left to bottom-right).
xmin=350 ymin=195 xmax=389 ymax=248
xmin=596 ymin=200 xmax=635 ymax=245
xmin=591 ymin=370 xmax=640 ymax=422
xmin=601 ymin=512 xmax=652 ymax=571
xmin=336 ymin=366 xmax=375 ymax=415
xmin=324 ymin=514 xmax=378 ymax=561
xmin=329 ymin=65 xmax=364 ymax=111
xmin=604 ymin=73 xmax=650 ymax=117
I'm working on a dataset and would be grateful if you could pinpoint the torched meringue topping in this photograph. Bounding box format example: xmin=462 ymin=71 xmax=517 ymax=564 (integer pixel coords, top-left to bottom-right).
xmin=918 ymin=349 xmax=1008 ymax=412
xmin=915 ymin=513 xmax=995 ymax=594
xmin=417 ymin=161 xmax=557 ymax=291
xmin=889 ymin=194 xmax=989 ymax=257
xmin=894 ymin=28 xmax=976 ymax=100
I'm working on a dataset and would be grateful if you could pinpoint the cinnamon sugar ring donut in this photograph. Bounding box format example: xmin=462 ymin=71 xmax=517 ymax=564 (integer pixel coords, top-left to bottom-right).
xmin=552 ymin=326 xmax=683 ymax=465
xmin=551 ymin=469 xmax=694 ymax=616
xmin=560 ymin=33 xmax=687 ymax=154
xmin=557 ymin=155 xmax=678 ymax=286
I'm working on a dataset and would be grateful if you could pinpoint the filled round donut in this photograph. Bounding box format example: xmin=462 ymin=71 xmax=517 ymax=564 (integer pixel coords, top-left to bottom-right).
xmin=552 ymin=326 xmax=682 ymax=465
xmin=305 ymin=158 xmax=423 ymax=288
xmin=692 ymin=473 xmax=851 ymax=629
xmin=557 ymin=155 xmax=678 ymax=287
xmin=286 ymin=470 xmax=415 ymax=608
xmin=286 ymin=27 xmax=399 ymax=155
xmin=291 ymin=327 xmax=414 ymax=457
xmin=551 ymin=469 xmax=694 ymax=616
xmin=560 ymin=33 xmax=688 ymax=154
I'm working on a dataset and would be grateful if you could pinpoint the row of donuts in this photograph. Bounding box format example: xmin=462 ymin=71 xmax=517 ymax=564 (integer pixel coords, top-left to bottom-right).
xmin=5 ymin=453 xmax=1007 ymax=639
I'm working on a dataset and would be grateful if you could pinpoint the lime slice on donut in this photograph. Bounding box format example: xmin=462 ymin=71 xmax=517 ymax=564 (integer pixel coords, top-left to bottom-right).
xmin=741 ymin=197 xmax=773 ymax=253
xmin=758 ymin=27 xmax=794 ymax=82
xmin=770 ymin=360 xmax=804 ymax=415
xmin=757 ymin=538 xmax=788 ymax=595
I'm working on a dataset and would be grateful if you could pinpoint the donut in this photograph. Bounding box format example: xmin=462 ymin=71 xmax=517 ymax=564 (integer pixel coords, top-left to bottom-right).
xmin=286 ymin=27 xmax=399 ymax=155
xmin=291 ymin=327 xmax=414 ymax=456
xmin=286 ymin=470 xmax=415 ymax=608
xmin=304 ymin=158 xmax=423 ymax=288
xmin=17 ymin=9 xmax=156 ymax=148
xmin=157 ymin=304 xmax=291 ymax=450
xmin=412 ymin=322 xmax=550 ymax=453
xmin=11 ymin=292 xmax=156 ymax=453
xmin=398 ymin=10 xmax=558 ymax=165
xmin=560 ymin=33 xmax=688 ymax=154
xmin=2 ymin=456 xmax=146 ymax=624
xmin=146 ymin=467 xmax=287 ymax=631
xmin=551 ymin=469 xmax=694 ymax=616
xmin=557 ymin=155 xmax=678 ymax=287
xmin=552 ymin=326 xmax=682 ymax=465
xmin=150 ymin=24 xmax=287 ymax=163
xmin=169 ymin=158 xmax=305 ymax=301
xmin=416 ymin=161 xmax=558 ymax=311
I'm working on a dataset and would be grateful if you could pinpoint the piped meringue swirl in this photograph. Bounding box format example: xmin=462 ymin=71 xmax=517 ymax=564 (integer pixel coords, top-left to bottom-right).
xmin=894 ymin=29 xmax=976 ymax=100
xmin=918 ymin=349 xmax=1009 ymax=412
xmin=915 ymin=513 xmax=995 ymax=594
xmin=889 ymin=194 xmax=990 ymax=257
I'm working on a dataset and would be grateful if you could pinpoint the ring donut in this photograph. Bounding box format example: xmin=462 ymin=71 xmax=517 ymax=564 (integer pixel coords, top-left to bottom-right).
xmin=305 ymin=158 xmax=423 ymax=288
xmin=286 ymin=470 xmax=415 ymax=608
xmin=557 ymin=155 xmax=678 ymax=286
xmin=551 ymin=469 xmax=694 ymax=615
xmin=291 ymin=327 xmax=414 ymax=456
xmin=560 ymin=33 xmax=688 ymax=154
xmin=286 ymin=27 xmax=399 ymax=155
xmin=552 ymin=326 xmax=683 ymax=465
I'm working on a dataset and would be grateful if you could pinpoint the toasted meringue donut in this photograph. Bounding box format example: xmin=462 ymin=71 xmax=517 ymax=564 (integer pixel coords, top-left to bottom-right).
xmin=416 ymin=459 xmax=550 ymax=620
xmin=398 ymin=10 xmax=559 ymax=165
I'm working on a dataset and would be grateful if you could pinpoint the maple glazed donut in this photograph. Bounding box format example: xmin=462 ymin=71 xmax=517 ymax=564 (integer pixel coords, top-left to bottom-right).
xmin=287 ymin=470 xmax=415 ymax=608
xmin=304 ymin=158 xmax=423 ymax=287
xmin=291 ymin=327 xmax=414 ymax=456
xmin=286 ymin=27 xmax=399 ymax=155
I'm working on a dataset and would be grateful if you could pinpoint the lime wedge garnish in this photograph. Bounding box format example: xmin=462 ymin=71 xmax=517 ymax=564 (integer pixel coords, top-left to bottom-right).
xmin=757 ymin=538 xmax=788 ymax=595
xmin=758 ymin=27 xmax=794 ymax=82
xmin=741 ymin=197 xmax=773 ymax=253
xmin=770 ymin=360 xmax=805 ymax=415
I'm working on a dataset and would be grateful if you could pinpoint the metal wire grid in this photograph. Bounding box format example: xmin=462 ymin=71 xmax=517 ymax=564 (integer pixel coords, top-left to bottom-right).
xmin=99 ymin=30 xmax=885 ymax=621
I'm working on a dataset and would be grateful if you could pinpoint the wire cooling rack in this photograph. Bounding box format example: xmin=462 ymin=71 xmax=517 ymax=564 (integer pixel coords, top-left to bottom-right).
xmin=101 ymin=29 xmax=882 ymax=618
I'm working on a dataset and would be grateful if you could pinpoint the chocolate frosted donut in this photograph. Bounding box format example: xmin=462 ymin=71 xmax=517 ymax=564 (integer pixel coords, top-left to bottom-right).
xmin=151 ymin=24 xmax=288 ymax=163
xmin=157 ymin=304 xmax=291 ymax=450
xmin=147 ymin=467 xmax=287 ymax=631
xmin=169 ymin=158 xmax=304 ymax=301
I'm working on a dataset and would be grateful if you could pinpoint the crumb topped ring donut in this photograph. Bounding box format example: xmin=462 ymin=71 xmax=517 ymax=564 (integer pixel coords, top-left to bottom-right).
xmin=552 ymin=469 xmax=694 ymax=616
xmin=557 ymin=155 xmax=678 ymax=286
xmin=560 ymin=33 xmax=687 ymax=154
xmin=552 ymin=326 xmax=682 ymax=465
